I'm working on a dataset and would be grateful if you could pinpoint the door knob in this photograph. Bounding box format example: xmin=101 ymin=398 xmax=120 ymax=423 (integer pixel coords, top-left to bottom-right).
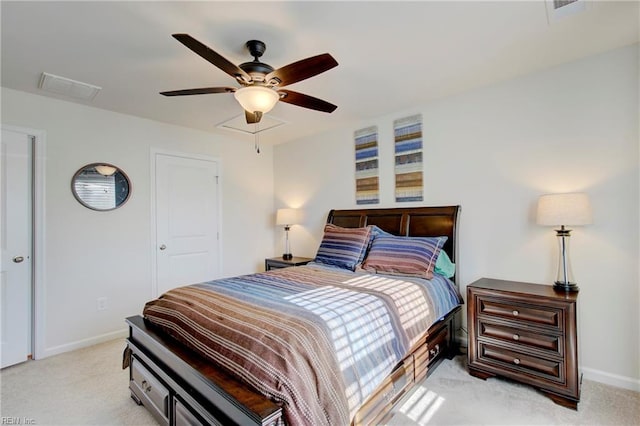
xmin=13 ymin=256 xmax=25 ymax=263
xmin=159 ymin=244 xmax=166 ymax=251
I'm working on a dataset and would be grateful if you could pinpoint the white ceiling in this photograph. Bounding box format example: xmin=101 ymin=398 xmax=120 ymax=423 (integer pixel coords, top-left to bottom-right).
xmin=1 ymin=1 xmax=638 ymax=145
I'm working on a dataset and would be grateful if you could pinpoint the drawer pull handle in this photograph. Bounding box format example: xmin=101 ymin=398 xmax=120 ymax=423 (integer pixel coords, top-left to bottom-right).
xmin=429 ymin=344 xmax=440 ymax=357
xmin=513 ymin=358 xmax=521 ymax=365
xmin=513 ymin=334 xmax=520 ymax=341
xmin=512 ymin=310 xmax=519 ymax=316
xmin=140 ymin=379 xmax=152 ymax=393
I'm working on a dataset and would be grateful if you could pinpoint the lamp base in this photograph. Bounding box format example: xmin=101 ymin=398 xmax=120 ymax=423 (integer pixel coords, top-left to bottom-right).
xmin=282 ymin=253 xmax=293 ymax=260
xmin=553 ymin=281 xmax=579 ymax=293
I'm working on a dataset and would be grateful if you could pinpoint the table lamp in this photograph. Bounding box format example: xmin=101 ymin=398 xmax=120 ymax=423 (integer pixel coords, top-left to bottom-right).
xmin=536 ymin=192 xmax=592 ymax=292
xmin=276 ymin=208 xmax=299 ymax=260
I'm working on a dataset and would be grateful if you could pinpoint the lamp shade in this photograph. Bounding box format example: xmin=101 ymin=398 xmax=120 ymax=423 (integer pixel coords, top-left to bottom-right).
xmin=536 ymin=193 xmax=593 ymax=226
xmin=234 ymin=86 xmax=279 ymax=113
xmin=276 ymin=208 xmax=299 ymax=226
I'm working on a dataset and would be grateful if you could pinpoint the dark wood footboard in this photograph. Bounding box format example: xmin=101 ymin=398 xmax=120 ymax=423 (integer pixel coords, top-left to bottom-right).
xmin=126 ymin=315 xmax=283 ymax=426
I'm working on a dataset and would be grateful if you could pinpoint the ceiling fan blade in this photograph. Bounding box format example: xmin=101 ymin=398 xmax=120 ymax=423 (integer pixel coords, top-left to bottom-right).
xmin=245 ymin=110 xmax=263 ymax=124
xmin=172 ymin=34 xmax=251 ymax=82
xmin=160 ymin=87 xmax=235 ymax=96
xmin=278 ymin=90 xmax=337 ymax=113
xmin=265 ymin=53 xmax=338 ymax=87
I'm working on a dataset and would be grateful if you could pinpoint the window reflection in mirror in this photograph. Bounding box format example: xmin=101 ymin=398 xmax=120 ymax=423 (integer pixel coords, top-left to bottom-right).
xmin=71 ymin=163 xmax=131 ymax=211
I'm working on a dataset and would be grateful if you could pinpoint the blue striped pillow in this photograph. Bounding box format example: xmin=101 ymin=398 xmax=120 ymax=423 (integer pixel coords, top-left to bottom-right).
xmin=314 ymin=224 xmax=372 ymax=271
xmin=362 ymin=235 xmax=448 ymax=279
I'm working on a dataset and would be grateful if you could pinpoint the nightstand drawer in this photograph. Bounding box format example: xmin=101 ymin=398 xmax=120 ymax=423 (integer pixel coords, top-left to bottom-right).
xmin=477 ymin=297 xmax=562 ymax=330
xmin=479 ymin=319 xmax=562 ymax=357
xmin=478 ymin=342 xmax=564 ymax=383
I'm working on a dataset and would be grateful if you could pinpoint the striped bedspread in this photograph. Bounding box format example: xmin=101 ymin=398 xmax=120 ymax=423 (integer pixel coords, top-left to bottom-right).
xmin=143 ymin=263 xmax=461 ymax=425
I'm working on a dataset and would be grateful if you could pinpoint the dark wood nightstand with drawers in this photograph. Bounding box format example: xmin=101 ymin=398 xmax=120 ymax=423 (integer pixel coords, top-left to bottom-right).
xmin=265 ymin=256 xmax=313 ymax=271
xmin=467 ymin=278 xmax=580 ymax=409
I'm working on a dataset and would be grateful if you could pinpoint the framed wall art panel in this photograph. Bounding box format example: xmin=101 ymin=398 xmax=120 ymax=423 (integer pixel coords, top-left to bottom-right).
xmin=355 ymin=126 xmax=379 ymax=205
xmin=394 ymin=115 xmax=423 ymax=202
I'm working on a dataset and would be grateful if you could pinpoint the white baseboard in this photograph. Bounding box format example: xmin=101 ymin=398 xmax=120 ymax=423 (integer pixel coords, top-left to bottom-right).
xmin=37 ymin=328 xmax=128 ymax=359
xmin=455 ymin=331 xmax=468 ymax=348
xmin=581 ymin=367 xmax=640 ymax=392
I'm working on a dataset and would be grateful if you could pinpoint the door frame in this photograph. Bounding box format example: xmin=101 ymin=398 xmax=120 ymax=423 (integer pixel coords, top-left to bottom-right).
xmin=149 ymin=149 xmax=223 ymax=298
xmin=1 ymin=124 xmax=46 ymax=361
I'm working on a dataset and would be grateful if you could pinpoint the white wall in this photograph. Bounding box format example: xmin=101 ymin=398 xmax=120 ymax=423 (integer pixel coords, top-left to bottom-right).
xmin=274 ymin=45 xmax=640 ymax=389
xmin=1 ymin=88 xmax=274 ymax=357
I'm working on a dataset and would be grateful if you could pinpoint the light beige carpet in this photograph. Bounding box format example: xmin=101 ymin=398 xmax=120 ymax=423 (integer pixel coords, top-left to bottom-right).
xmin=388 ymin=355 xmax=639 ymax=425
xmin=1 ymin=338 xmax=638 ymax=425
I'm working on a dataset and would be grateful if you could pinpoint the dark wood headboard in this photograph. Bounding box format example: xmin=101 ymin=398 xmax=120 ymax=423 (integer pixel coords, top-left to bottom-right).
xmin=327 ymin=206 xmax=460 ymax=282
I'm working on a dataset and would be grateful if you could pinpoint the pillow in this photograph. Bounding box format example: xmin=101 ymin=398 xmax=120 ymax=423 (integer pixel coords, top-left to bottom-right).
xmin=314 ymin=224 xmax=372 ymax=271
xmin=368 ymin=225 xmax=391 ymax=239
xmin=364 ymin=225 xmax=390 ymax=253
xmin=434 ymin=249 xmax=456 ymax=279
xmin=361 ymin=235 xmax=448 ymax=279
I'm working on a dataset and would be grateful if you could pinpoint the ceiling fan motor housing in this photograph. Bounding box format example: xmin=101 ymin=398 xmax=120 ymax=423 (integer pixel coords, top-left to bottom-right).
xmin=239 ymin=61 xmax=274 ymax=83
xmin=240 ymin=40 xmax=275 ymax=84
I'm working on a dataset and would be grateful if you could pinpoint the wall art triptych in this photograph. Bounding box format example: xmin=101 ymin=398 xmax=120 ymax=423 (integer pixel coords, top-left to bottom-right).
xmin=354 ymin=114 xmax=423 ymax=204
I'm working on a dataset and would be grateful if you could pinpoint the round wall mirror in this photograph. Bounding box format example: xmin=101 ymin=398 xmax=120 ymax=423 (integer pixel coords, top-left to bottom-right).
xmin=71 ymin=163 xmax=131 ymax=211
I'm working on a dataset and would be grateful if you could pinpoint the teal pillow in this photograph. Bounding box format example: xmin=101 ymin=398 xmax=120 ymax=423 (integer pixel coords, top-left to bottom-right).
xmin=434 ymin=250 xmax=456 ymax=278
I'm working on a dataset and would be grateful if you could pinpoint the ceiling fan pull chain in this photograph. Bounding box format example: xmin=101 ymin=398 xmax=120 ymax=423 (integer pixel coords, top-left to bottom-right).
xmin=254 ymin=121 xmax=260 ymax=154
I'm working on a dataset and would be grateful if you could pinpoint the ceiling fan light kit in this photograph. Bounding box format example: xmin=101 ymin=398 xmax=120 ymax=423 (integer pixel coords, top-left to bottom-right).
xmin=234 ymin=86 xmax=279 ymax=114
xmin=161 ymin=34 xmax=338 ymax=124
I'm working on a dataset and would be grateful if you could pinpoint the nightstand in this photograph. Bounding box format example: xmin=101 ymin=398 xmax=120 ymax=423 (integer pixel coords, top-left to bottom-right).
xmin=467 ymin=278 xmax=580 ymax=409
xmin=265 ymin=256 xmax=313 ymax=271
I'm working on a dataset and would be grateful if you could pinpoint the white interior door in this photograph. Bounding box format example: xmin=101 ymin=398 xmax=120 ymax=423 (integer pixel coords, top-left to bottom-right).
xmin=1 ymin=129 xmax=32 ymax=368
xmin=155 ymin=154 xmax=220 ymax=296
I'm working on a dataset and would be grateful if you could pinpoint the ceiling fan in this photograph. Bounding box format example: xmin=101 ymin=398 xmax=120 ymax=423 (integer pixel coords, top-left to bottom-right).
xmin=160 ymin=34 xmax=338 ymax=124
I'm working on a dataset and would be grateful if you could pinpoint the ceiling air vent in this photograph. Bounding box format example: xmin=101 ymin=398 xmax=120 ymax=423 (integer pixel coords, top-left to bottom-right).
xmin=38 ymin=72 xmax=101 ymax=101
xmin=545 ymin=0 xmax=589 ymax=23
xmin=554 ymin=0 xmax=579 ymax=9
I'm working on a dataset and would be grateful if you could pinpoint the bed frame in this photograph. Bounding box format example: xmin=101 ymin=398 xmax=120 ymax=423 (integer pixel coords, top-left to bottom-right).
xmin=125 ymin=205 xmax=461 ymax=426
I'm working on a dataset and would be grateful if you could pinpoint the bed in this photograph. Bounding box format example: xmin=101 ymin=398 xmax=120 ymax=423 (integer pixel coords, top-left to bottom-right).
xmin=125 ymin=205 xmax=461 ymax=425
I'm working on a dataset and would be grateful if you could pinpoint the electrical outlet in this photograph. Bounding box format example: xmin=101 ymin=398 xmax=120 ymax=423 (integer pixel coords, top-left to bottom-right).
xmin=97 ymin=297 xmax=108 ymax=311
